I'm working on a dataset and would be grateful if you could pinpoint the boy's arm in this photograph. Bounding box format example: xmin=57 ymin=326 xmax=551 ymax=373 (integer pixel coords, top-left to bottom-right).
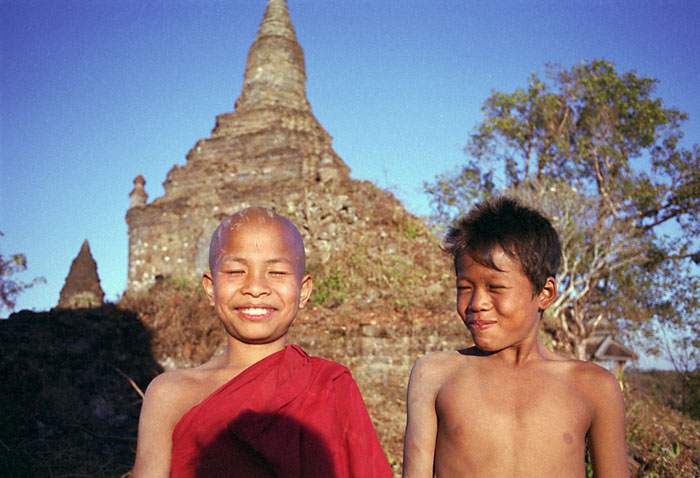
xmin=586 ymin=367 xmax=630 ymax=478
xmin=132 ymin=374 xmax=182 ymax=478
xmin=402 ymin=356 xmax=440 ymax=478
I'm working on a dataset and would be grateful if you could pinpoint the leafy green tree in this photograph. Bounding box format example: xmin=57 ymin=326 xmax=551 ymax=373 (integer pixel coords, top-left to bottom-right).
xmin=426 ymin=59 xmax=700 ymax=361
xmin=1 ymin=231 xmax=46 ymax=314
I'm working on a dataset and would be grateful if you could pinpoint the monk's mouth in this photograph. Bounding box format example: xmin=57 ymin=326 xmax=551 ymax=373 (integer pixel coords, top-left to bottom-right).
xmin=238 ymin=307 xmax=275 ymax=320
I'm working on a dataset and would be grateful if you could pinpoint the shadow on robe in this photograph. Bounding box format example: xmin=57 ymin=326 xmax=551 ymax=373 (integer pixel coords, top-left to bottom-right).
xmin=194 ymin=410 xmax=336 ymax=478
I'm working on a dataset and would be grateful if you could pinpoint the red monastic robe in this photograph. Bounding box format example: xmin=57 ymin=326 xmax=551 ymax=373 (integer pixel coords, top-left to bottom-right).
xmin=170 ymin=345 xmax=393 ymax=478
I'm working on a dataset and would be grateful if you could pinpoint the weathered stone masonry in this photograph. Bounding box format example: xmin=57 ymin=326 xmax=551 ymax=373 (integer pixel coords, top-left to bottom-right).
xmin=125 ymin=0 xmax=444 ymax=297
xmin=126 ymin=0 xmax=353 ymax=291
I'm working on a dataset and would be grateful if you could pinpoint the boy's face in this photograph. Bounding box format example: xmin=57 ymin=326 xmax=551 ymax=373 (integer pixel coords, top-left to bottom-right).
xmin=455 ymin=247 xmax=555 ymax=352
xmin=202 ymin=216 xmax=312 ymax=348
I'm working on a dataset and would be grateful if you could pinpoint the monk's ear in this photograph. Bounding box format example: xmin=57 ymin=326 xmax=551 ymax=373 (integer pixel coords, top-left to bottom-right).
xmin=298 ymin=275 xmax=313 ymax=309
xmin=202 ymin=272 xmax=215 ymax=306
xmin=537 ymin=276 xmax=557 ymax=311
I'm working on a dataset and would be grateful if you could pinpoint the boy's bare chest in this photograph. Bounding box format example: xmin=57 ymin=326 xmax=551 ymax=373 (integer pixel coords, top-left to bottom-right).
xmin=436 ymin=366 xmax=593 ymax=449
xmin=432 ymin=365 xmax=593 ymax=477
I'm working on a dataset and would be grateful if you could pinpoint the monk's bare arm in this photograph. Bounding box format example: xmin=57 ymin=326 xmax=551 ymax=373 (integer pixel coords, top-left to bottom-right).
xmin=403 ymin=355 xmax=442 ymax=478
xmin=585 ymin=366 xmax=630 ymax=478
xmin=133 ymin=373 xmax=185 ymax=478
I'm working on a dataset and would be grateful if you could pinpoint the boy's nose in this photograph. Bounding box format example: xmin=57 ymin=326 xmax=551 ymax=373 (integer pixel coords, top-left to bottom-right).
xmin=468 ymin=288 xmax=490 ymax=311
xmin=242 ymin=272 xmax=270 ymax=296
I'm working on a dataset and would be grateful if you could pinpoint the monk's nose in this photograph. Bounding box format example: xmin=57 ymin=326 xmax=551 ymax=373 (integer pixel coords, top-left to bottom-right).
xmin=242 ymin=272 xmax=270 ymax=296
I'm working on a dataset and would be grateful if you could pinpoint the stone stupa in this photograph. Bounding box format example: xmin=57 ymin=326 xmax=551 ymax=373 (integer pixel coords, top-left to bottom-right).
xmin=58 ymin=240 xmax=105 ymax=308
xmin=125 ymin=0 xmax=441 ymax=300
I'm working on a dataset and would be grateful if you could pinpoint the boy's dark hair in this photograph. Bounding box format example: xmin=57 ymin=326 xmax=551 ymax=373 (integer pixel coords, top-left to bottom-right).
xmin=444 ymin=196 xmax=562 ymax=294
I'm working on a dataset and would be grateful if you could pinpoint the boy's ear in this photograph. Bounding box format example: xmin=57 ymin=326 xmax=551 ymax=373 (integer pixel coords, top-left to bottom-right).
xmin=202 ymin=272 xmax=215 ymax=306
xmin=537 ymin=276 xmax=557 ymax=311
xmin=298 ymin=275 xmax=313 ymax=309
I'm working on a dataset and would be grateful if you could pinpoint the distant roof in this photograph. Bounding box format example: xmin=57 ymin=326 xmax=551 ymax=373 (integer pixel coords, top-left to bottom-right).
xmin=586 ymin=335 xmax=636 ymax=362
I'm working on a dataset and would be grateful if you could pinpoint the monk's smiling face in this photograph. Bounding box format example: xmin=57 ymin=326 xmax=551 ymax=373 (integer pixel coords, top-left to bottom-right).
xmin=202 ymin=208 xmax=312 ymax=348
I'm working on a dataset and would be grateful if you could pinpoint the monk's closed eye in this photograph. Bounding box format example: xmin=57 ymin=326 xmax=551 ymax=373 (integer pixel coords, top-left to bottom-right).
xmin=223 ymin=270 xmax=245 ymax=275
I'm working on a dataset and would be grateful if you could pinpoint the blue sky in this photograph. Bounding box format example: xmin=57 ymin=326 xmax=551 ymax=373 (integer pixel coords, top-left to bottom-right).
xmin=1 ymin=0 xmax=699 ymax=366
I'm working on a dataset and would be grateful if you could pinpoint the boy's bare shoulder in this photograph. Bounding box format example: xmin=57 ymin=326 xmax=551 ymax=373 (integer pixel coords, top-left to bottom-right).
xmin=537 ymin=354 xmax=623 ymax=413
xmin=541 ymin=351 xmax=620 ymax=382
xmin=413 ymin=349 xmax=469 ymax=369
xmin=566 ymin=358 xmax=622 ymax=398
xmin=546 ymin=354 xmax=616 ymax=381
xmin=409 ymin=349 xmax=478 ymax=386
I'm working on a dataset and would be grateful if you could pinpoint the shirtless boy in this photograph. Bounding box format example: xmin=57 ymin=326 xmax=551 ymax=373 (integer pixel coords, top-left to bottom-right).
xmin=133 ymin=207 xmax=392 ymax=478
xmin=402 ymin=197 xmax=629 ymax=478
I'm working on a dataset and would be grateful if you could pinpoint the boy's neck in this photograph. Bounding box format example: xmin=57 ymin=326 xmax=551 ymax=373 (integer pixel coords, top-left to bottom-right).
xmin=219 ymin=335 xmax=289 ymax=370
xmin=475 ymin=332 xmax=554 ymax=367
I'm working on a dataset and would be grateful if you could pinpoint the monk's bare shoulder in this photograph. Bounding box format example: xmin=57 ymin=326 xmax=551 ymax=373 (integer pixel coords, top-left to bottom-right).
xmin=144 ymin=357 xmax=233 ymax=422
xmin=133 ymin=361 xmax=230 ymax=477
xmin=143 ymin=369 xmax=201 ymax=422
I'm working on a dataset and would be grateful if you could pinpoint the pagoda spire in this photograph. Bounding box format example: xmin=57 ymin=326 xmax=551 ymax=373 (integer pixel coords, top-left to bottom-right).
xmin=234 ymin=0 xmax=310 ymax=112
xmin=58 ymin=240 xmax=105 ymax=308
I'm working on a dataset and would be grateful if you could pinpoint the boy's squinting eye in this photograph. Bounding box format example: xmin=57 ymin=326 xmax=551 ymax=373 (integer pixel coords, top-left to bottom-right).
xmin=221 ymin=269 xmax=245 ymax=275
xmin=269 ymin=270 xmax=290 ymax=276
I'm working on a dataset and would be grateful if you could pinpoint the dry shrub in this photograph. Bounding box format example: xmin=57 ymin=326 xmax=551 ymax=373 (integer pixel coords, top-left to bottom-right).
xmin=625 ymin=384 xmax=700 ymax=477
xmin=307 ymin=224 xmax=453 ymax=311
xmin=119 ymin=278 xmax=225 ymax=368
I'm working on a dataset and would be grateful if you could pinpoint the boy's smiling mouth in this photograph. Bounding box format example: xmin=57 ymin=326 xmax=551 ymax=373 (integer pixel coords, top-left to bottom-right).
xmin=237 ymin=306 xmax=276 ymax=320
xmin=466 ymin=319 xmax=496 ymax=331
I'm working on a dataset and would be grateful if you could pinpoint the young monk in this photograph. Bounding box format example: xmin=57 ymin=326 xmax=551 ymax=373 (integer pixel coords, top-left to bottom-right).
xmin=402 ymin=197 xmax=629 ymax=478
xmin=133 ymin=207 xmax=393 ymax=478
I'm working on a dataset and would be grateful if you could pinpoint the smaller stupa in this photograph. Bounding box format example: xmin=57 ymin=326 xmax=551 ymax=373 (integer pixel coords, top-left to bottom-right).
xmin=58 ymin=240 xmax=105 ymax=308
xmin=129 ymin=174 xmax=148 ymax=208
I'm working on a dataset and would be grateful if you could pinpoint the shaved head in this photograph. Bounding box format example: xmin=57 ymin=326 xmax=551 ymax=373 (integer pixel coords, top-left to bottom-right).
xmin=208 ymin=207 xmax=306 ymax=277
